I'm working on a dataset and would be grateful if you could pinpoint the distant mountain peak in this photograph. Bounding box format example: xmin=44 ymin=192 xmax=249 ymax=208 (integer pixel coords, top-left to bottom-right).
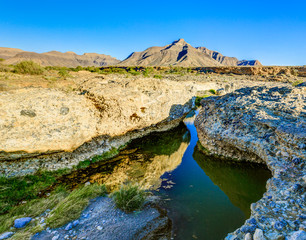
xmin=119 ymin=39 xmax=261 ymax=67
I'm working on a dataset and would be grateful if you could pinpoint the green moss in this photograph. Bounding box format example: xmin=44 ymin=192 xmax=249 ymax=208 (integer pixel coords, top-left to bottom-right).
xmin=112 ymin=183 xmax=146 ymax=212
xmin=195 ymin=95 xmax=210 ymax=107
xmin=76 ymin=146 xmax=126 ymax=169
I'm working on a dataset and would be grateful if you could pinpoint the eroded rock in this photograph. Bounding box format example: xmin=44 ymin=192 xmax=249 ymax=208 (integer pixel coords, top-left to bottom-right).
xmin=195 ymin=85 xmax=305 ymax=239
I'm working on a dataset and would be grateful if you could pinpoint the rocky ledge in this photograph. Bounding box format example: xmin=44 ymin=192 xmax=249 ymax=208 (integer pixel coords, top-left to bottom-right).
xmin=194 ymin=84 xmax=306 ymax=239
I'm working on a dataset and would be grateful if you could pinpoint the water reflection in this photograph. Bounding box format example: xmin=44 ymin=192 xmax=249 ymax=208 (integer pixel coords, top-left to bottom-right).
xmin=55 ymin=123 xmax=190 ymax=191
xmin=51 ymin=111 xmax=271 ymax=239
xmin=193 ymin=146 xmax=270 ymax=217
xmin=154 ymin=112 xmax=271 ymax=240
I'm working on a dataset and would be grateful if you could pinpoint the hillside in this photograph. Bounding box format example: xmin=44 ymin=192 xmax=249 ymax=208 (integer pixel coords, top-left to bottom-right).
xmin=1 ymin=48 xmax=120 ymax=67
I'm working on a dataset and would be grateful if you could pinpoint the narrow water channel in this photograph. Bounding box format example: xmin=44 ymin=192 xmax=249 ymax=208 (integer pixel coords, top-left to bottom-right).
xmin=54 ymin=110 xmax=271 ymax=239
xmin=153 ymin=112 xmax=271 ymax=239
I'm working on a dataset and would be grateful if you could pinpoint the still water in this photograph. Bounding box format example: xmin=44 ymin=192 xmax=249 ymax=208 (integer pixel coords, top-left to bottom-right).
xmin=57 ymin=111 xmax=271 ymax=239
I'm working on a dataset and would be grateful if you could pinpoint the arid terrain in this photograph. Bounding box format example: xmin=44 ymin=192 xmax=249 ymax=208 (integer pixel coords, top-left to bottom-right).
xmin=0 ymin=60 xmax=305 ymax=240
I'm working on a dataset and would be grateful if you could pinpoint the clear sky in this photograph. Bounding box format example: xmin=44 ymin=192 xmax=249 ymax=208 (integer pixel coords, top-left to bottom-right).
xmin=0 ymin=0 xmax=305 ymax=65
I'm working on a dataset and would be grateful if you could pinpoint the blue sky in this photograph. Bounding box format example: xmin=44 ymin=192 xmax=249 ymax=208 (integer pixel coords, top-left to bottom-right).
xmin=0 ymin=0 xmax=305 ymax=65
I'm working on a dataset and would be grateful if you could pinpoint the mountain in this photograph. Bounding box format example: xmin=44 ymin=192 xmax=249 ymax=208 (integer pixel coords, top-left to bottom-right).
xmin=119 ymin=39 xmax=261 ymax=67
xmin=196 ymin=47 xmax=262 ymax=66
xmin=0 ymin=47 xmax=25 ymax=60
xmin=1 ymin=48 xmax=120 ymax=67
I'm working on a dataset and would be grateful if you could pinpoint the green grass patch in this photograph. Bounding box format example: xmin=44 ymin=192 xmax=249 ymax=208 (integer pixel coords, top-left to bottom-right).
xmin=112 ymin=184 xmax=146 ymax=212
xmin=0 ymin=186 xmax=68 ymax=234
xmin=153 ymin=74 xmax=162 ymax=79
xmin=13 ymin=61 xmax=44 ymax=75
xmin=46 ymin=184 xmax=107 ymax=228
xmin=0 ymin=170 xmax=69 ymax=214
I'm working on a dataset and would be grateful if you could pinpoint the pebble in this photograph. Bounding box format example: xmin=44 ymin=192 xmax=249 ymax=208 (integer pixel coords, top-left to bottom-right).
xmin=52 ymin=235 xmax=59 ymax=240
xmin=65 ymin=223 xmax=72 ymax=231
xmin=97 ymin=226 xmax=102 ymax=230
xmin=14 ymin=217 xmax=32 ymax=228
xmin=0 ymin=232 xmax=14 ymax=240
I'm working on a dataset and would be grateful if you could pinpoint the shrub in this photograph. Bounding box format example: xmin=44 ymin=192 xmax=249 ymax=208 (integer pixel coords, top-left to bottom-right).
xmin=112 ymin=184 xmax=146 ymax=212
xmin=0 ymin=58 xmax=4 ymax=62
xmin=13 ymin=61 xmax=44 ymax=75
xmin=58 ymin=68 xmax=70 ymax=79
xmin=209 ymin=89 xmax=216 ymax=94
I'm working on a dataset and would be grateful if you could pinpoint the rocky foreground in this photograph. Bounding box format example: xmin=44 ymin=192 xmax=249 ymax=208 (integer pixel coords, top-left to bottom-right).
xmin=195 ymin=84 xmax=306 ymax=239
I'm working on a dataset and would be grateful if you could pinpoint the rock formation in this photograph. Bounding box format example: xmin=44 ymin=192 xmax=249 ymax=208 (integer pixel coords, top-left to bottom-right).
xmin=119 ymin=39 xmax=261 ymax=67
xmin=195 ymin=85 xmax=306 ymax=239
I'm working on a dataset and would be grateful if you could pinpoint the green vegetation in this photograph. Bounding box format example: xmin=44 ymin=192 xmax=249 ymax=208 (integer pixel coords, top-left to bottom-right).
xmin=208 ymin=89 xmax=216 ymax=94
xmin=292 ymin=79 xmax=304 ymax=87
xmin=126 ymin=67 xmax=141 ymax=76
xmin=195 ymin=95 xmax=210 ymax=107
xmin=0 ymin=186 xmax=68 ymax=234
xmin=112 ymin=184 xmax=146 ymax=212
xmin=0 ymin=183 xmax=107 ymax=236
xmin=142 ymin=67 xmax=154 ymax=77
xmin=13 ymin=61 xmax=44 ymax=75
xmin=0 ymin=58 xmax=4 ymax=62
xmin=58 ymin=68 xmax=70 ymax=79
xmin=47 ymin=184 xmax=107 ymax=228
xmin=76 ymin=146 xmax=125 ymax=169
xmin=153 ymin=74 xmax=162 ymax=79
xmin=0 ymin=170 xmax=69 ymax=214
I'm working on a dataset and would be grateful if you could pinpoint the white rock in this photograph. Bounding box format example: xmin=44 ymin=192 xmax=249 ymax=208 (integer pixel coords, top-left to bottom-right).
xmin=254 ymin=229 xmax=265 ymax=240
xmin=288 ymin=231 xmax=306 ymax=240
xmin=244 ymin=233 xmax=252 ymax=240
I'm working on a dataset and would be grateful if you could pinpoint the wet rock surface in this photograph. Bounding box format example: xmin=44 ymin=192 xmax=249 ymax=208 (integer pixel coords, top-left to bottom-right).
xmin=32 ymin=197 xmax=171 ymax=240
xmin=195 ymin=85 xmax=306 ymax=239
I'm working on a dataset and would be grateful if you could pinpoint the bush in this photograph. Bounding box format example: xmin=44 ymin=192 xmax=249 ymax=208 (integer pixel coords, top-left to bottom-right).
xmin=13 ymin=61 xmax=44 ymax=75
xmin=112 ymin=184 xmax=146 ymax=212
xmin=58 ymin=68 xmax=70 ymax=79
xmin=209 ymin=89 xmax=216 ymax=94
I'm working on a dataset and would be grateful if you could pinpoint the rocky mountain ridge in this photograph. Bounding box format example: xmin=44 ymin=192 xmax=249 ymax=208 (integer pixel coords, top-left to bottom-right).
xmin=119 ymin=39 xmax=261 ymax=67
